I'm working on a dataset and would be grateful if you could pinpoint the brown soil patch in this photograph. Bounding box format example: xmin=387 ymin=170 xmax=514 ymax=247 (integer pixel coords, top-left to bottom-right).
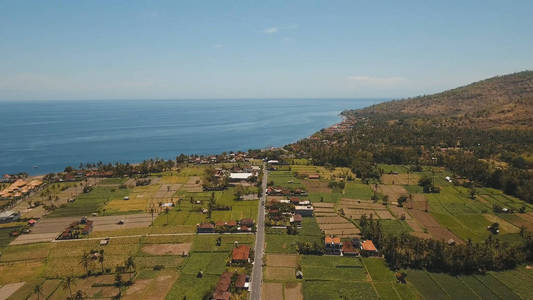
xmin=381 ymin=174 xmax=419 ymax=185
xmin=183 ymin=176 xmax=202 ymax=192
xmin=284 ymin=282 xmax=303 ymax=300
xmin=319 ymin=223 xmax=357 ymax=230
xmin=142 ymin=243 xmax=192 ymax=256
xmin=377 ymin=185 xmax=408 ymax=201
xmin=410 ymin=210 xmax=463 ymax=243
xmin=315 ymin=212 xmax=338 ymax=217
xmin=410 ymin=232 xmax=432 ymax=239
xmin=324 ymin=228 xmax=360 ymax=237
xmin=267 ymin=196 xmax=287 ymax=203
xmin=315 ymin=216 xmax=346 ymax=224
xmin=314 ymin=207 xmax=336 ymax=213
xmin=302 ymin=180 xmax=331 ymax=193
xmin=313 ymin=202 xmax=335 ymax=208
xmin=266 ymin=254 xmax=299 ymax=267
xmin=375 ymin=210 xmax=394 ymax=219
xmin=390 ymin=206 xmax=411 ymax=219
xmin=124 ymin=271 xmax=179 ymax=300
xmin=0 ymin=282 xmax=25 ymax=299
xmin=262 ymin=282 xmax=283 ymax=300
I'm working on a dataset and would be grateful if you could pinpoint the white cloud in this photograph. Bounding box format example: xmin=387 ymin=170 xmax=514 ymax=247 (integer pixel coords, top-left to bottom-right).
xmin=346 ymin=75 xmax=407 ymax=86
xmin=263 ymin=27 xmax=278 ymax=34
xmin=213 ymin=44 xmax=224 ymax=49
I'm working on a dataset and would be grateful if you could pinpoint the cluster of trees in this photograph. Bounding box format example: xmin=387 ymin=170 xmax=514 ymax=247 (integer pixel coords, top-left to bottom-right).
xmin=359 ymin=214 xmax=533 ymax=274
xmin=296 ymin=241 xmax=325 ymax=255
xmin=289 ymin=114 xmax=533 ymax=203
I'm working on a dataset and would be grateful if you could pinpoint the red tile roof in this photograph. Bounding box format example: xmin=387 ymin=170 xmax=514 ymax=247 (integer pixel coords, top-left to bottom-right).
xmin=215 ymin=220 xmax=226 ymax=227
xmin=226 ymin=220 xmax=237 ymax=226
xmin=342 ymin=242 xmax=358 ymax=254
xmin=362 ymin=240 xmax=377 ymax=252
xmin=198 ymin=223 xmax=214 ymax=229
xmin=216 ymin=271 xmax=233 ymax=292
xmin=235 ymin=273 xmax=247 ymax=288
xmin=232 ymin=245 xmax=250 ymax=261
xmin=325 ymin=236 xmax=341 ymax=244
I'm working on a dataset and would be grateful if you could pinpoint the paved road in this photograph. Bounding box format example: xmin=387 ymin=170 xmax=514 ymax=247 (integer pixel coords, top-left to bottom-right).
xmin=250 ymin=163 xmax=267 ymax=300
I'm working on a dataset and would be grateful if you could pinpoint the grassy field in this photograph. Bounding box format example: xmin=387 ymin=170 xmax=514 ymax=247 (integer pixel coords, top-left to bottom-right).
xmin=47 ymin=186 xmax=129 ymax=217
xmin=265 ymin=218 xmax=322 ymax=254
xmin=303 ymin=281 xmax=377 ymax=299
xmin=343 ymin=182 xmax=374 ymax=200
xmin=269 ymin=171 xmax=304 ymax=189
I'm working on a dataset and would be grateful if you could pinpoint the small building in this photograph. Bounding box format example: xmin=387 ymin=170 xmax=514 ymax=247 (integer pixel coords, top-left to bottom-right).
xmin=229 ymin=173 xmax=253 ymax=181
xmin=232 ymin=245 xmax=251 ymax=263
xmin=235 ymin=273 xmax=249 ymax=290
xmin=325 ymin=236 xmax=342 ymax=255
xmin=361 ymin=240 xmax=378 ymax=256
xmin=0 ymin=211 xmax=20 ymax=223
xmin=27 ymin=219 xmax=37 ymax=226
xmin=290 ymin=214 xmax=303 ymax=225
xmin=197 ymin=223 xmax=215 ymax=233
xmin=308 ymin=174 xmax=320 ymax=179
xmin=240 ymin=218 xmax=254 ymax=227
xmin=296 ymin=270 xmax=303 ymax=279
xmin=342 ymin=242 xmax=359 ymax=256
xmin=295 ymin=205 xmax=314 ymax=217
xmin=267 ymin=160 xmax=279 ymax=165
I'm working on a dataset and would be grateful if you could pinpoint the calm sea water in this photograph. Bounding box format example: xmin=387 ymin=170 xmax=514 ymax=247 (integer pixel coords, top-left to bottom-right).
xmin=0 ymin=99 xmax=381 ymax=174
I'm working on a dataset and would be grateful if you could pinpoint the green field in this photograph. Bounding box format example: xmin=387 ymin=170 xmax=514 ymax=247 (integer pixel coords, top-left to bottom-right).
xmin=303 ymin=280 xmax=377 ymax=299
xmin=265 ymin=218 xmax=322 ymax=254
xmin=47 ymin=186 xmax=129 ymax=217
xmin=343 ymin=182 xmax=373 ymax=200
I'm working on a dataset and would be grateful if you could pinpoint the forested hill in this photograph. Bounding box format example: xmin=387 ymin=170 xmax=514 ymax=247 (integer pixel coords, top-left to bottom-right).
xmin=348 ymin=71 xmax=533 ymax=129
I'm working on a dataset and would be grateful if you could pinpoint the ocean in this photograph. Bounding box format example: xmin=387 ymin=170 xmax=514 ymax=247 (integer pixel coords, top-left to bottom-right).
xmin=0 ymin=99 xmax=382 ymax=175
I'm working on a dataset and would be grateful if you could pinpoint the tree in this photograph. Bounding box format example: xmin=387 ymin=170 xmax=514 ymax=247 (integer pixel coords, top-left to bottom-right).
xmin=62 ymin=276 xmax=76 ymax=299
xmin=98 ymin=250 xmax=105 ymax=273
xmin=125 ymin=256 xmax=136 ymax=280
xmin=74 ymin=290 xmax=85 ymax=300
xmin=33 ymin=284 xmax=43 ymax=300
xmin=80 ymin=251 xmax=90 ymax=275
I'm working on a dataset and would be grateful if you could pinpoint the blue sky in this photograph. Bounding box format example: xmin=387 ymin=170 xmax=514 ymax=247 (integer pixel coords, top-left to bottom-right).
xmin=1 ymin=0 xmax=532 ymax=100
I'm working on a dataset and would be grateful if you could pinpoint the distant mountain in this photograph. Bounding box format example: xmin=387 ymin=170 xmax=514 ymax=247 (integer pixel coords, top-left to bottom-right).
xmin=350 ymin=71 xmax=533 ymax=129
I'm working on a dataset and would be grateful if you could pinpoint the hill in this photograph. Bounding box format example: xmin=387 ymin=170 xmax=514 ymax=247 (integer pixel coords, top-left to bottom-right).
xmin=350 ymin=71 xmax=533 ymax=129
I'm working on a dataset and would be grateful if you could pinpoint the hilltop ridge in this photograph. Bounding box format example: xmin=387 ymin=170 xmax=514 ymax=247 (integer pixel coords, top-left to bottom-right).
xmin=348 ymin=71 xmax=533 ymax=129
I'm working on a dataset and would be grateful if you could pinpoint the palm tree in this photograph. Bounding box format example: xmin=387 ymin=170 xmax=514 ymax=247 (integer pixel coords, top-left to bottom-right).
xmin=99 ymin=250 xmax=105 ymax=273
xmin=33 ymin=284 xmax=43 ymax=300
xmin=79 ymin=251 xmax=90 ymax=275
xmin=125 ymin=256 xmax=136 ymax=280
xmin=62 ymin=276 xmax=76 ymax=299
xmin=74 ymin=290 xmax=85 ymax=300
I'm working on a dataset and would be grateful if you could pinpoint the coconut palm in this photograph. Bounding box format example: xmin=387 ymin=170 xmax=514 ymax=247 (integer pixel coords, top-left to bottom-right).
xmin=125 ymin=256 xmax=136 ymax=280
xmin=62 ymin=276 xmax=76 ymax=299
xmin=98 ymin=249 xmax=105 ymax=273
xmin=33 ymin=284 xmax=43 ymax=300
xmin=79 ymin=251 xmax=90 ymax=275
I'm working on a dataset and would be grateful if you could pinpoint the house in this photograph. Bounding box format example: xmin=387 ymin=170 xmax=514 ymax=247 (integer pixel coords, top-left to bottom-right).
xmin=295 ymin=205 xmax=314 ymax=217
xmin=232 ymin=245 xmax=251 ymax=263
xmin=229 ymin=173 xmax=253 ymax=181
xmin=215 ymin=220 xmax=226 ymax=227
xmin=308 ymin=174 xmax=320 ymax=179
xmin=212 ymin=271 xmax=233 ymax=300
xmin=235 ymin=273 xmax=249 ymax=290
xmin=267 ymin=160 xmax=279 ymax=165
xmin=0 ymin=211 xmax=20 ymax=223
xmin=197 ymin=223 xmax=215 ymax=233
xmin=27 ymin=219 xmax=37 ymax=226
xmin=240 ymin=218 xmax=254 ymax=227
xmin=290 ymin=214 xmax=303 ymax=225
xmin=342 ymin=242 xmax=359 ymax=256
xmin=361 ymin=240 xmax=378 ymax=256
xmin=325 ymin=236 xmax=342 ymax=255
xmin=226 ymin=220 xmax=237 ymax=227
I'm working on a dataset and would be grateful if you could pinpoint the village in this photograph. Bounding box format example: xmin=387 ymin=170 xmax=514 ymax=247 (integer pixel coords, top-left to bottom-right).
xmin=0 ymin=151 xmax=532 ymax=299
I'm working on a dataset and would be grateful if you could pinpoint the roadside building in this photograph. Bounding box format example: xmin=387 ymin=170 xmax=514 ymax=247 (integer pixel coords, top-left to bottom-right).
xmin=197 ymin=223 xmax=215 ymax=233
xmin=361 ymin=240 xmax=378 ymax=256
xmin=232 ymin=245 xmax=251 ymax=263
xmin=240 ymin=218 xmax=254 ymax=227
xmin=235 ymin=273 xmax=249 ymax=290
xmin=295 ymin=205 xmax=314 ymax=217
xmin=229 ymin=173 xmax=253 ymax=182
xmin=308 ymin=174 xmax=320 ymax=179
xmin=342 ymin=242 xmax=359 ymax=256
xmin=290 ymin=214 xmax=303 ymax=225
xmin=0 ymin=211 xmax=20 ymax=223
xmin=325 ymin=236 xmax=342 ymax=255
